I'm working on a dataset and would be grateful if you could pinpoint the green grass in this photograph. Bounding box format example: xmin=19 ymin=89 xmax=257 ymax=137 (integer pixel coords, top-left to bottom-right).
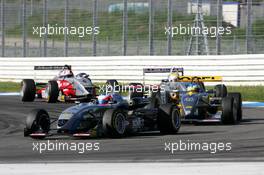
xmin=227 ymin=86 xmax=264 ymax=102
xmin=0 ymin=82 xmax=20 ymax=92
xmin=0 ymin=82 xmax=263 ymax=102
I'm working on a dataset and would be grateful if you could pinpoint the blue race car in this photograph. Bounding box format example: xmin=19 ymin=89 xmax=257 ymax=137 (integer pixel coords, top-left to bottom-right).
xmin=24 ymin=89 xmax=181 ymax=139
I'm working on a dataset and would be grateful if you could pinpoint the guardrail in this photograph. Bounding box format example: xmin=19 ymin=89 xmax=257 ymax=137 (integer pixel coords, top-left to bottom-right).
xmin=0 ymin=54 xmax=264 ymax=85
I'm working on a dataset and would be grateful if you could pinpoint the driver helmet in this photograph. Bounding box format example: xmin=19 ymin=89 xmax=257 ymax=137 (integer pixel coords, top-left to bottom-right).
xmin=98 ymin=94 xmax=113 ymax=104
xmin=63 ymin=65 xmax=71 ymax=70
xmin=187 ymin=84 xmax=199 ymax=93
xmin=168 ymin=72 xmax=179 ymax=82
xmin=59 ymin=65 xmax=73 ymax=77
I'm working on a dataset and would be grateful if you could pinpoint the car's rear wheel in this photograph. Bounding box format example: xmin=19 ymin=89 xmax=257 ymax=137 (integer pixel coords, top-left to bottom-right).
xmin=221 ymin=96 xmax=237 ymax=124
xmin=21 ymin=79 xmax=36 ymax=102
xmin=46 ymin=81 xmax=59 ymax=103
xmin=158 ymin=104 xmax=181 ymax=134
xmin=103 ymin=109 xmax=127 ymax=137
xmin=24 ymin=109 xmax=50 ymax=139
xmin=106 ymin=79 xmax=119 ymax=87
xmin=228 ymin=92 xmax=242 ymax=121
xmin=106 ymin=79 xmax=119 ymax=92
xmin=215 ymin=84 xmax=227 ymax=98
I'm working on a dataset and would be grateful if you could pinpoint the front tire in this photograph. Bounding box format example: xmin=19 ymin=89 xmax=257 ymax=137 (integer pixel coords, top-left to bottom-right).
xmin=102 ymin=109 xmax=127 ymax=137
xmin=228 ymin=92 xmax=242 ymax=121
xmin=46 ymin=81 xmax=59 ymax=103
xmin=21 ymin=79 xmax=36 ymax=102
xmin=25 ymin=109 xmax=50 ymax=139
xmin=158 ymin=104 xmax=181 ymax=134
xmin=221 ymin=96 xmax=236 ymax=124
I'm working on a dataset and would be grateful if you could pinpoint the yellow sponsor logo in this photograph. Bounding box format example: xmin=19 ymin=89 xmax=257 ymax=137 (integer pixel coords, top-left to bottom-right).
xmin=178 ymin=76 xmax=222 ymax=82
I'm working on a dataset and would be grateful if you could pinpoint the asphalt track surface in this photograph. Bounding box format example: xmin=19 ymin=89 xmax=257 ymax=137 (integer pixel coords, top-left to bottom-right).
xmin=0 ymin=96 xmax=264 ymax=163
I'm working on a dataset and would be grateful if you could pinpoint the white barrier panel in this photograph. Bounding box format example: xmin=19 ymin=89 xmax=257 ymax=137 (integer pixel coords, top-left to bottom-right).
xmin=0 ymin=54 xmax=264 ymax=86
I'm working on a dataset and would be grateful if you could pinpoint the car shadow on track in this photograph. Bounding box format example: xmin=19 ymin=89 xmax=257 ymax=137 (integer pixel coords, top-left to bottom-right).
xmin=238 ymin=118 xmax=264 ymax=125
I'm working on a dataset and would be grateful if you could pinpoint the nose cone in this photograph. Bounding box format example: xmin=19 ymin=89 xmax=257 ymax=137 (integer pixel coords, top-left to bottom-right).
xmin=181 ymin=94 xmax=198 ymax=116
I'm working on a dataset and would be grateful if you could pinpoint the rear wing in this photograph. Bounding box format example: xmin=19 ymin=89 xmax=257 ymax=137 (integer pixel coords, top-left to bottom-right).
xmin=33 ymin=65 xmax=72 ymax=83
xmin=143 ymin=67 xmax=184 ymax=85
xmin=143 ymin=67 xmax=184 ymax=74
xmin=177 ymin=76 xmax=222 ymax=82
xmin=34 ymin=65 xmax=71 ymax=70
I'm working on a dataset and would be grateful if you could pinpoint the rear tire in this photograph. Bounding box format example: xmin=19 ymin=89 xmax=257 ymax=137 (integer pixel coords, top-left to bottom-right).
xmin=106 ymin=79 xmax=119 ymax=87
xmin=21 ymin=79 xmax=36 ymax=102
xmin=106 ymin=79 xmax=119 ymax=92
xmin=221 ymin=96 xmax=236 ymax=124
xmin=102 ymin=109 xmax=127 ymax=137
xmin=158 ymin=104 xmax=181 ymax=134
xmin=46 ymin=81 xmax=59 ymax=103
xmin=215 ymin=84 xmax=227 ymax=98
xmin=25 ymin=109 xmax=50 ymax=139
xmin=228 ymin=92 xmax=242 ymax=122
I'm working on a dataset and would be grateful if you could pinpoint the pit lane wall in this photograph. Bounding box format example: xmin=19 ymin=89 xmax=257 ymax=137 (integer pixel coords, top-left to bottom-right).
xmin=0 ymin=54 xmax=264 ymax=86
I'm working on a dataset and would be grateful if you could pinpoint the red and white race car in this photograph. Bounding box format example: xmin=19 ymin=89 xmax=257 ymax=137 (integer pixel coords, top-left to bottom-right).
xmin=20 ymin=66 xmax=97 ymax=103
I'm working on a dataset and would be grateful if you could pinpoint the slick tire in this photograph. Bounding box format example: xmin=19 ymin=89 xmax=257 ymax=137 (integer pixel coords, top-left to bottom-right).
xmin=158 ymin=104 xmax=181 ymax=134
xmin=21 ymin=79 xmax=36 ymax=102
xmin=215 ymin=84 xmax=227 ymax=98
xmin=25 ymin=109 xmax=50 ymax=139
xmin=106 ymin=79 xmax=119 ymax=92
xmin=46 ymin=80 xmax=59 ymax=103
xmin=228 ymin=92 xmax=242 ymax=122
xmin=103 ymin=109 xmax=127 ymax=138
xmin=106 ymin=79 xmax=119 ymax=87
xmin=221 ymin=96 xmax=237 ymax=125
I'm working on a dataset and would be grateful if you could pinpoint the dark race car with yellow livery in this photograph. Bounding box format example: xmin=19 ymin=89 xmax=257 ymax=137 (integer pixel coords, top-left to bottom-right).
xmin=143 ymin=67 xmax=242 ymax=125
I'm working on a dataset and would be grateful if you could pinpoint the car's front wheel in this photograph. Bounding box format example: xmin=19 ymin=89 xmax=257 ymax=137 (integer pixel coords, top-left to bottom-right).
xmin=102 ymin=109 xmax=127 ymax=138
xmin=46 ymin=81 xmax=59 ymax=103
xmin=221 ymin=96 xmax=237 ymax=124
xmin=24 ymin=109 xmax=50 ymax=139
xmin=228 ymin=92 xmax=242 ymax=122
